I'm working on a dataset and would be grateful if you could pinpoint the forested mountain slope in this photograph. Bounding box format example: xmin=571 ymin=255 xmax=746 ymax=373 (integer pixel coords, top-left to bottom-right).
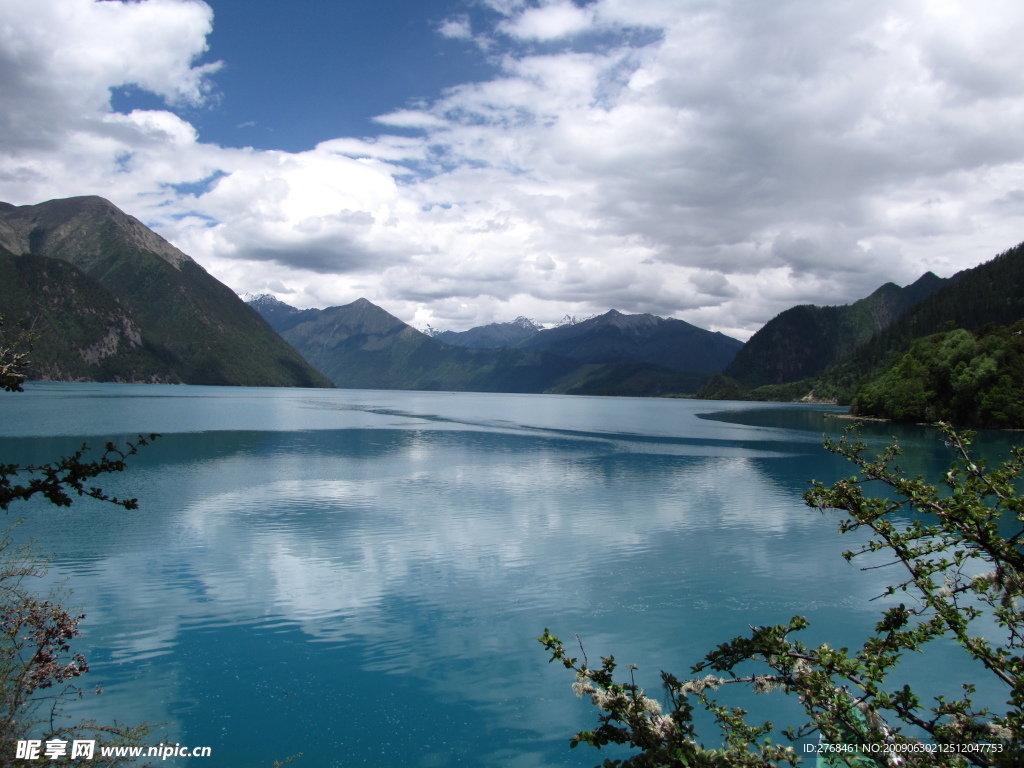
xmin=723 ymin=272 xmax=947 ymax=388
xmin=0 ymin=196 xmax=331 ymax=387
xmin=852 ymin=321 xmax=1024 ymax=428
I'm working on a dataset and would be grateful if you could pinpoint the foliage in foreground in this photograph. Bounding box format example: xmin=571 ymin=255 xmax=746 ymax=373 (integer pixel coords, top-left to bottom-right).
xmin=0 ymin=317 xmax=32 ymax=394
xmin=0 ymin=318 xmax=155 ymax=765
xmin=0 ymin=534 xmax=154 ymax=766
xmin=542 ymin=423 xmax=1024 ymax=766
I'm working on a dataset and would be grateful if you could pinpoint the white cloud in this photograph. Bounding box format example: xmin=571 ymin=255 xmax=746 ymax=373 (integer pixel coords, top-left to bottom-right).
xmin=372 ymin=109 xmax=449 ymax=130
xmin=4 ymin=0 xmax=1024 ymax=339
xmin=480 ymin=0 xmax=530 ymax=16
xmin=438 ymin=14 xmax=473 ymax=40
xmin=0 ymin=0 xmax=217 ymax=153
xmin=497 ymin=0 xmax=596 ymax=40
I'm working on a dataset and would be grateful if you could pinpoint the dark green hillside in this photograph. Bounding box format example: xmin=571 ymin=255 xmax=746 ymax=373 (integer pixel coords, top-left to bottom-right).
xmin=724 ymin=272 xmax=947 ymax=388
xmin=852 ymin=241 xmax=1024 ymax=373
xmin=0 ymin=196 xmax=331 ymax=387
xmin=547 ymin=362 xmax=710 ymax=397
xmin=801 ymin=240 xmax=1024 ymax=407
xmin=0 ymin=253 xmax=166 ymax=381
xmin=853 ymin=322 xmax=1024 ymax=428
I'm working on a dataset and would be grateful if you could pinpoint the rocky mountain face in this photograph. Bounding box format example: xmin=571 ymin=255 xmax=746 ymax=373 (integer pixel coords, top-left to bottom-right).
xmin=248 ymin=297 xmax=736 ymax=395
xmin=0 ymin=196 xmax=332 ymax=387
xmin=723 ymin=272 xmax=948 ymax=388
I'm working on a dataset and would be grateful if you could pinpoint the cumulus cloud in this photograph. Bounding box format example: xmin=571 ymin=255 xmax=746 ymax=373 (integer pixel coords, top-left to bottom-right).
xmin=438 ymin=14 xmax=474 ymax=40
xmin=497 ymin=0 xmax=596 ymax=40
xmin=3 ymin=0 xmax=1024 ymax=338
xmin=0 ymin=0 xmax=217 ymax=153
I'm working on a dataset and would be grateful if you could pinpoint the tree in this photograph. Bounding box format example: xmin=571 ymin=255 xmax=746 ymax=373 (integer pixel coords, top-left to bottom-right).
xmin=0 ymin=317 xmax=155 ymax=765
xmin=0 ymin=317 xmax=31 ymax=394
xmin=853 ymin=322 xmax=1024 ymax=428
xmin=541 ymin=423 xmax=1023 ymax=767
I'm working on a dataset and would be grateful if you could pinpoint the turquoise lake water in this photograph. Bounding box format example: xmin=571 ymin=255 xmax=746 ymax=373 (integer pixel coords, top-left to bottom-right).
xmin=0 ymin=383 xmax=1018 ymax=766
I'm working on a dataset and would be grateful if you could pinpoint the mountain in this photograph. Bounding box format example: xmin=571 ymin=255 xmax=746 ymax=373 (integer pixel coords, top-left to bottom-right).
xmin=271 ymin=298 xmax=435 ymax=389
xmin=0 ymin=196 xmax=332 ymax=387
xmin=513 ymin=309 xmax=743 ymax=372
xmin=242 ymin=293 xmax=312 ymax=332
xmin=813 ymin=239 xmax=1024 ymax=412
xmin=248 ymin=297 xmax=729 ymax=395
xmin=702 ymin=241 xmax=1024 ymax=409
xmin=723 ymin=272 xmax=948 ymax=388
xmin=255 ymin=298 xmax=579 ymax=392
xmin=554 ymin=314 xmax=593 ymax=327
xmin=433 ymin=317 xmax=541 ymax=348
xmin=850 ymin=242 xmax=1024 ymax=373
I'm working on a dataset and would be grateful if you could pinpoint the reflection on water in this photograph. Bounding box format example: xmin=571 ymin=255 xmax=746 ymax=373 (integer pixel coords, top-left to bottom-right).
xmin=0 ymin=385 xmax=1016 ymax=766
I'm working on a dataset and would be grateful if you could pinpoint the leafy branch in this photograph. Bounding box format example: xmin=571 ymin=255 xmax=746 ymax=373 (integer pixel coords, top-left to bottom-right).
xmin=542 ymin=423 xmax=1024 ymax=767
xmin=0 ymin=435 xmax=159 ymax=512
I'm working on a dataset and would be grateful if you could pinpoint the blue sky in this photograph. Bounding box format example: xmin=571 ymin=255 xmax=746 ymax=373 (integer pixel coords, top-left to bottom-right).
xmin=3 ymin=0 xmax=1024 ymax=338
xmin=115 ymin=0 xmax=500 ymax=153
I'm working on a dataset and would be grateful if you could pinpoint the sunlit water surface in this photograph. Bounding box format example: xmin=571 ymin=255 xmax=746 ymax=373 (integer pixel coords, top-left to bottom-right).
xmin=0 ymin=384 xmax=1018 ymax=766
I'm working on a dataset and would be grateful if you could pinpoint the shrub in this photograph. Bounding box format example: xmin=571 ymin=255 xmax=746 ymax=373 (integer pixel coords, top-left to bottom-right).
xmin=0 ymin=316 xmax=154 ymax=765
xmin=542 ymin=423 xmax=1023 ymax=767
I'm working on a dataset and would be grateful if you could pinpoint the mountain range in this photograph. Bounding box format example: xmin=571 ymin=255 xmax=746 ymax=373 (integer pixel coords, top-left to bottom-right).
xmin=429 ymin=316 xmax=541 ymax=348
xmin=0 ymin=196 xmax=331 ymax=387
xmin=514 ymin=309 xmax=741 ymax=372
xmin=246 ymin=294 xmax=743 ymax=395
xmin=6 ymin=194 xmax=1023 ymax=410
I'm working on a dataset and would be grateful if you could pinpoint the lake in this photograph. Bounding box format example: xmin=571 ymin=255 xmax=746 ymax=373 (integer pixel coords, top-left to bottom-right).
xmin=0 ymin=383 xmax=1017 ymax=766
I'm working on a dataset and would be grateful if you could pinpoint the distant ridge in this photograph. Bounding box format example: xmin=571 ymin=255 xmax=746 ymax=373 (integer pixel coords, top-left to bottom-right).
xmin=252 ymin=297 xmax=578 ymax=392
xmin=515 ymin=309 xmax=743 ymax=373
xmin=433 ymin=317 xmax=541 ymax=348
xmin=248 ymin=297 xmax=739 ymax=395
xmin=0 ymin=196 xmax=332 ymax=387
